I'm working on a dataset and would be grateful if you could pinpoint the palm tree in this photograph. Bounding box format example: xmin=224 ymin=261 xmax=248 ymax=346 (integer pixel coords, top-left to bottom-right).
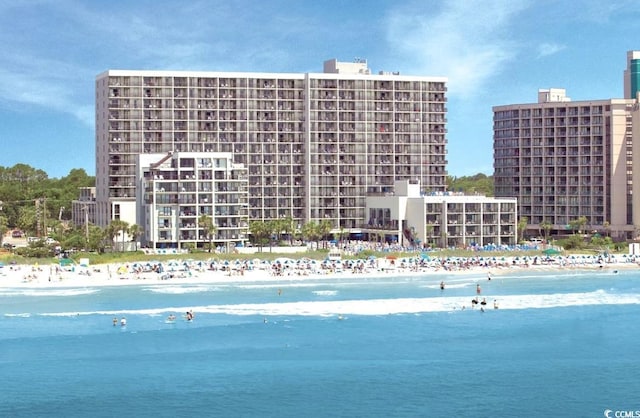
xmin=517 ymin=216 xmax=528 ymax=242
xmin=318 ymin=220 xmax=333 ymax=249
xmin=249 ymin=221 xmax=269 ymax=252
xmin=540 ymin=220 xmax=552 ymax=242
xmin=301 ymin=221 xmax=319 ymax=250
xmin=116 ymin=220 xmax=130 ymax=252
xmin=264 ymin=220 xmax=280 ymax=253
xmin=198 ymin=214 xmax=217 ymax=253
xmin=128 ymin=224 xmax=142 ymax=251
xmin=281 ymin=216 xmax=295 ymax=245
xmin=568 ymin=216 xmax=588 ymax=235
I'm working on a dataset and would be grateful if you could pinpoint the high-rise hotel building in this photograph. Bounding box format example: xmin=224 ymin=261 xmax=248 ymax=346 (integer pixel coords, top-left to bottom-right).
xmin=493 ymin=52 xmax=640 ymax=239
xmin=95 ymin=59 xmax=448 ymax=240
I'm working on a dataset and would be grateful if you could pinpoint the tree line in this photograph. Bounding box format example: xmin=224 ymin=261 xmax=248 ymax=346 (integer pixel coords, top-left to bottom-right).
xmin=0 ymin=164 xmax=95 ymax=234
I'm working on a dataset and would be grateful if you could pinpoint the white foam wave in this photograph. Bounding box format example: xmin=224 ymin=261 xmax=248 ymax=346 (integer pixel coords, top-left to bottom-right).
xmin=11 ymin=288 xmax=100 ymax=297
xmin=4 ymin=313 xmax=31 ymax=318
xmin=144 ymin=285 xmax=216 ymax=294
xmin=27 ymin=290 xmax=640 ymax=318
xmin=204 ymin=290 xmax=640 ymax=315
xmin=313 ymin=290 xmax=338 ymax=296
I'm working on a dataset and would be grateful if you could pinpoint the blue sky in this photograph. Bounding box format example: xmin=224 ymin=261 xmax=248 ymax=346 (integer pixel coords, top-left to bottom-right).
xmin=0 ymin=0 xmax=639 ymax=179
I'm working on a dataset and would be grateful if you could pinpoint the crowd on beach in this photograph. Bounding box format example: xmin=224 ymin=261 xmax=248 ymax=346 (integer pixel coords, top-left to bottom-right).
xmin=0 ymin=247 xmax=638 ymax=287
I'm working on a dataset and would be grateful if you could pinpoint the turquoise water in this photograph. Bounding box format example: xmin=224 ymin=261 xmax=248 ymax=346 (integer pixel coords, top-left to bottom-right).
xmin=1 ymin=269 xmax=639 ymax=417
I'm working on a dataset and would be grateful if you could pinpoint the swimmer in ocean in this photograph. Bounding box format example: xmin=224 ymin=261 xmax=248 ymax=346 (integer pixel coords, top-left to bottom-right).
xmin=440 ymin=281 xmax=445 ymax=290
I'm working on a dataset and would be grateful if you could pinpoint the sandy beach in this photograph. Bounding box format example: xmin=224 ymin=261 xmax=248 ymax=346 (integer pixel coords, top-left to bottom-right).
xmin=1 ymin=252 xmax=637 ymax=289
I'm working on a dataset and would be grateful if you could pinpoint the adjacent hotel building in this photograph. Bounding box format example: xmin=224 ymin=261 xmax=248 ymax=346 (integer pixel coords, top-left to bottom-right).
xmin=365 ymin=180 xmax=518 ymax=248
xmin=95 ymin=59 xmax=449 ymax=248
xmin=493 ymin=51 xmax=640 ymax=240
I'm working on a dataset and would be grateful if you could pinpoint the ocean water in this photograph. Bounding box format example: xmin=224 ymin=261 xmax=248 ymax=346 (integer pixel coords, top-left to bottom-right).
xmin=1 ymin=269 xmax=639 ymax=417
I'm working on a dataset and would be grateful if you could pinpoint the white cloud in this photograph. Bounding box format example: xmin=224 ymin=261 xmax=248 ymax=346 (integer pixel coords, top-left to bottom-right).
xmin=536 ymin=42 xmax=566 ymax=58
xmin=386 ymin=0 xmax=530 ymax=100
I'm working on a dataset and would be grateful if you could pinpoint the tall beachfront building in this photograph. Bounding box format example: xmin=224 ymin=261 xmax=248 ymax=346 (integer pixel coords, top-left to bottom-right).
xmin=624 ymin=50 xmax=640 ymax=100
xmin=493 ymin=88 xmax=635 ymax=240
xmin=95 ymin=59 xmax=448 ymax=242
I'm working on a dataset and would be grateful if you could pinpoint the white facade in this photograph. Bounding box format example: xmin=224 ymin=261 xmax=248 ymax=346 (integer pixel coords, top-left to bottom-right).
xmin=365 ymin=180 xmax=518 ymax=247
xmin=137 ymin=152 xmax=249 ymax=250
xmin=95 ymin=59 xmax=448 ymax=236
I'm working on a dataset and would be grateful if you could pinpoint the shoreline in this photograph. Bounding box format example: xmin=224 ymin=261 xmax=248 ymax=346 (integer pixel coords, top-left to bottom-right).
xmin=0 ymin=253 xmax=636 ymax=290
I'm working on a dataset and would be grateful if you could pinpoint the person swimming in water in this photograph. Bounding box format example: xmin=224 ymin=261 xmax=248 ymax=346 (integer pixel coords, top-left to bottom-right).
xmin=480 ymin=298 xmax=487 ymax=306
xmin=120 ymin=317 xmax=127 ymax=327
xmin=167 ymin=314 xmax=176 ymax=322
xmin=440 ymin=281 xmax=445 ymax=290
xmin=493 ymin=299 xmax=499 ymax=309
xmin=476 ymin=284 xmax=482 ymax=294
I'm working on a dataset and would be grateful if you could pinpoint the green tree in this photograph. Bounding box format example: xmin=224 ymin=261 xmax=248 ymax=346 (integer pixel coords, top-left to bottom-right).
xmin=517 ymin=216 xmax=528 ymax=242
xmin=568 ymin=216 xmax=587 ymax=235
xmin=447 ymin=173 xmax=494 ymax=196
xmin=280 ymin=216 xmax=295 ymax=245
xmin=128 ymin=224 xmax=142 ymax=251
xmin=0 ymin=214 xmax=7 ymax=245
xmin=87 ymin=225 xmax=106 ymax=253
xmin=198 ymin=215 xmax=217 ymax=253
xmin=249 ymin=221 xmax=269 ymax=252
xmin=301 ymin=221 xmax=320 ymax=249
xmin=106 ymin=220 xmax=129 ymax=252
xmin=264 ymin=220 xmax=280 ymax=252
xmin=540 ymin=220 xmax=552 ymax=242
xmin=318 ymin=220 xmax=333 ymax=249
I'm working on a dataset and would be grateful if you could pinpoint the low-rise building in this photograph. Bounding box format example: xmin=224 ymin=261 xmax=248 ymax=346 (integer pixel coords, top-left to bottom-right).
xmin=137 ymin=151 xmax=249 ymax=250
xmin=365 ymin=180 xmax=518 ymax=248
